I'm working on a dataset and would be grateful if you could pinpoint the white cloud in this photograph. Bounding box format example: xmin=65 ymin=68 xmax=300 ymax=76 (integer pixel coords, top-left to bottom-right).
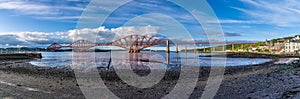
xmin=111 ymin=25 xmax=161 ymax=39
xmin=0 ymin=25 xmax=242 ymax=48
xmin=0 ymin=31 xmax=71 ymax=46
xmin=209 ymin=19 xmax=265 ymax=24
xmin=68 ymin=25 xmax=162 ymax=42
xmin=0 ymin=25 xmax=162 ymax=47
xmin=0 ymin=1 xmax=59 ymax=15
xmin=0 ymin=0 xmax=87 ymax=22
xmin=234 ymin=0 xmax=300 ymax=27
xmin=68 ymin=26 xmax=112 ymax=42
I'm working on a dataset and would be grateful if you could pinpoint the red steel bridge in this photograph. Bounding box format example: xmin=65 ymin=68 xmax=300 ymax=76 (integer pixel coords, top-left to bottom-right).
xmin=47 ymin=34 xmax=253 ymax=53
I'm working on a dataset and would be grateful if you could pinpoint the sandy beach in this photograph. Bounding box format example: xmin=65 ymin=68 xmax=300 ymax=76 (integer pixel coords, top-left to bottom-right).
xmin=0 ymin=57 xmax=299 ymax=98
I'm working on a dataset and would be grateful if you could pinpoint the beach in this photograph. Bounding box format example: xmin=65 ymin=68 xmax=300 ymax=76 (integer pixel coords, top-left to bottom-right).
xmin=0 ymin=56 xmax=299 ymax=98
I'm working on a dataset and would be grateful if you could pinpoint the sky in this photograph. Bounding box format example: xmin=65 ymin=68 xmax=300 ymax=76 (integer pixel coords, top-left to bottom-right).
xmin=0 ymin=0 xmax=299 ymax=48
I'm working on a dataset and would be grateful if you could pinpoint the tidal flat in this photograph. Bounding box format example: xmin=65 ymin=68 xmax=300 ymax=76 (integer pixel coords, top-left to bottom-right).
xmin=0 ymin=57 xmax=298 ymax=98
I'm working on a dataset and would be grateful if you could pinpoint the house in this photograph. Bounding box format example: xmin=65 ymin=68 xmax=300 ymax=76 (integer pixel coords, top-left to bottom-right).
xmin=249 ymin=45 xmax=257 ymax=52
xmin=292 ymin=35 xmax=300 ymax=40
xmin=284 ymin=39 xmax=300 ymax=53
xmin=265 ymin=39 xmax=273 ymax=48
xmin=259 ymin=44 xmax=268 ymax=50
xmin=273 ymin=39 xmax=285 ymax=53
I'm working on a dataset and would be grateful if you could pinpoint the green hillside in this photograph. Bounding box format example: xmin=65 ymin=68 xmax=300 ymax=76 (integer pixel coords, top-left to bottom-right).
xmin=185 ymin=34 xmax=299 ymax=52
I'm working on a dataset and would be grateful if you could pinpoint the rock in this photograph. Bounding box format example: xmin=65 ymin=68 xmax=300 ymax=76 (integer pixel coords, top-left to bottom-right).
xmin=137 ymin=90 xmax=143 ymax=93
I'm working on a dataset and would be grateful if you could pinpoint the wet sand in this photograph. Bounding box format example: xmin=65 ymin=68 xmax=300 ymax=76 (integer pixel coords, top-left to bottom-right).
xmin=0 ymin=58 xmax=299 ymax=98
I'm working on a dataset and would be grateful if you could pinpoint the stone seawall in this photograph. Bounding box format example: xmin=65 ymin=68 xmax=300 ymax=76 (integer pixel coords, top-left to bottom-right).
xmin=0 ymin=53 xmax=42 ymax=59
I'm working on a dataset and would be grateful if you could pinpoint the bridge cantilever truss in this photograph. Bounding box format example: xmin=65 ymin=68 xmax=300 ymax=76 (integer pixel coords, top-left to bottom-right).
xmin=47 ymin=35 xmax=166 ymax=52
xmin=47 ymin=34 xmax=255 ymax=53
xmin=47 ymin=43 xmax=64 ymax=52
xmin=111 ymin=35 xmax=165 ymax=53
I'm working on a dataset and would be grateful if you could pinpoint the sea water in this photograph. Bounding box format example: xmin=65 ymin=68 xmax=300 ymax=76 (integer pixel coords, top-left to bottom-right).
xmin=29 ymin=52 xmax=272 ymax=68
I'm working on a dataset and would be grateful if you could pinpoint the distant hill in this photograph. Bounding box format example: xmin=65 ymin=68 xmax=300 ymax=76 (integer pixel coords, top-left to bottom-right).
xmin=185 ymin=34 xmax=300 ymax=52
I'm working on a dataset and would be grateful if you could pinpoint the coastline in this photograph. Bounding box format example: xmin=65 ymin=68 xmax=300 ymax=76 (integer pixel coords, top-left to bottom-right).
xmin=0 ymin=53 xmax=42 ymax=59
xmin=0 ymin=55 xmax=299 ymax=98
xmin=203 ymin=52 xmax=300 ymax=58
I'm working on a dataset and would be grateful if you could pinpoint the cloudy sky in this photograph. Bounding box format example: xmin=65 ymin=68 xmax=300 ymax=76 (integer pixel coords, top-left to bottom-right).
xmin=0 ymin=0 xmax=299 ymax=48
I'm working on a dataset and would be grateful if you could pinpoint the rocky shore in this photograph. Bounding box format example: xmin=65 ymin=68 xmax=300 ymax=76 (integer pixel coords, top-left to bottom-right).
xmin=0 ymin=53 xmax=42 ymax=59
xmin=216 ymin=59 xmax=300 ymax=99
xmin=0 ymin=56 xmax=299 ymax=98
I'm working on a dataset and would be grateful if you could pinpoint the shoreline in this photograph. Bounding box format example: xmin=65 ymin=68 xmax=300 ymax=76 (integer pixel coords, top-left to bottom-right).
xmin=0 ymin=53 xmax=42 ymax=59
xmin=201 ymin=52 xmax=300 ymax=58
xmin=0 ymin=57 xmax=280 ymax=79
xmin=0 ymin=55 xmax=299 ymax=98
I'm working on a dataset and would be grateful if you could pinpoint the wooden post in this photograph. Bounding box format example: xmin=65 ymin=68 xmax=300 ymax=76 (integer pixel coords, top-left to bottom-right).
xmin=166 ymin=40 xmax=170 ymax=53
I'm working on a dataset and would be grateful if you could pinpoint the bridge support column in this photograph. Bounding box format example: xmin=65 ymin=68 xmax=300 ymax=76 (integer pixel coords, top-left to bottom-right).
xmin=204 ymin=45 xmax=206 ymax=53
xmin=128 ymin=50 xmax=140 ymax=53
xmin=241 ymin=44 xmax=244 ymax=51
xmin=232 ymin=44 xmax=234 ymax=51
xmin=166 ymin=53 xmax=170 ymax=64
xmin=166 ymin=40 xmax=170 ymax=53
xmin=176 ymin=44 xmax=179 ymax=53
xmin=194 ymin=44 xmax=197 ymax=53
xmin=185 ymin=45 xmax=187 ymax=53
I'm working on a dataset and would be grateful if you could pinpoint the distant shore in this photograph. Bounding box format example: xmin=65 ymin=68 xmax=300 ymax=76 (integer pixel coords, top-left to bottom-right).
xmin=0 ymin=53 xmax=42 ymax=59
xmin=201 ymin=52 xmax=300 ymax=58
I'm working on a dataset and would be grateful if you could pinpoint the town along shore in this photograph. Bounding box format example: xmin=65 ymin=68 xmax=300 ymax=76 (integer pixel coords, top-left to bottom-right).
xmin=201 ymin=52 xmax=300 ymax=58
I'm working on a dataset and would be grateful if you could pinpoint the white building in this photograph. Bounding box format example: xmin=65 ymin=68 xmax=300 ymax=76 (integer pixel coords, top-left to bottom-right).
xmin=292 ymin=35 xmax=300 ymax=40
xmin=248 ymin=45 xmax=257 ymax=52
xmin=273 ymin=40 xmax=285 ymax=53
xmin=285 ymin=39 xmax=300 ymax=53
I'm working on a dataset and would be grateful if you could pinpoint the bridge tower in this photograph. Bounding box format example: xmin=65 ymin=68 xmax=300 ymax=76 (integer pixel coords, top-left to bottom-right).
xmin=47 ymin=43 xmax=62 ymax=52
xmin=166 ymin=40 xmax=170 ymax=53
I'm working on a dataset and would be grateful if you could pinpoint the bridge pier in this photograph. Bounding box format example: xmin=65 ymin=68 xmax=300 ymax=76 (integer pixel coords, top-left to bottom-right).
xmin=212 ymin=45 xmax=216 ymax=52
xmin=241 ymin=44 xmax=244 ymax=50
xmin=128 ymin=50 xmax=140 ymax=53
xmin=166 ymin=53 xmax=170 ymax=64
xmin=185 ymin=45 xmax=187 ymax=53
xmin=204 ymin=44 xmax=206 ymax=53
xmin=232 ymin=43 xmax=234 ymax=51
xmin=176 ymin=44 xmax=179 ymax=53
xmin=166 ymin=40 xmax=170 ymax=53
xmin=194 ymin=44 xmax=197 ymax=53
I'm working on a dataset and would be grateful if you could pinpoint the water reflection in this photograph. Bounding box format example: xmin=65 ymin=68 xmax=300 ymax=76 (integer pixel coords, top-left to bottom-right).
xmin=30 ymin=52 xmax=273 ymax=69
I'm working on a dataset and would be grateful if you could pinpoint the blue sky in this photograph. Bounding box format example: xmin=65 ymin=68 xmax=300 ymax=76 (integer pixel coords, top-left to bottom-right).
xmin=0 ymin=0 xmax=299 ymax=48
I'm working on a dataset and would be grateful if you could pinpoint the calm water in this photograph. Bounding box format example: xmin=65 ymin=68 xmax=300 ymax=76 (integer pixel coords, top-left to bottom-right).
xmin=29 ymin=52 xmax=272 ymax=68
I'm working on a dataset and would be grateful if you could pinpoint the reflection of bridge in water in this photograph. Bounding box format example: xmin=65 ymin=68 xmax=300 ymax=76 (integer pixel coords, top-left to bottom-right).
xmin=47 ymin=34 xmax=253 ymax=53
